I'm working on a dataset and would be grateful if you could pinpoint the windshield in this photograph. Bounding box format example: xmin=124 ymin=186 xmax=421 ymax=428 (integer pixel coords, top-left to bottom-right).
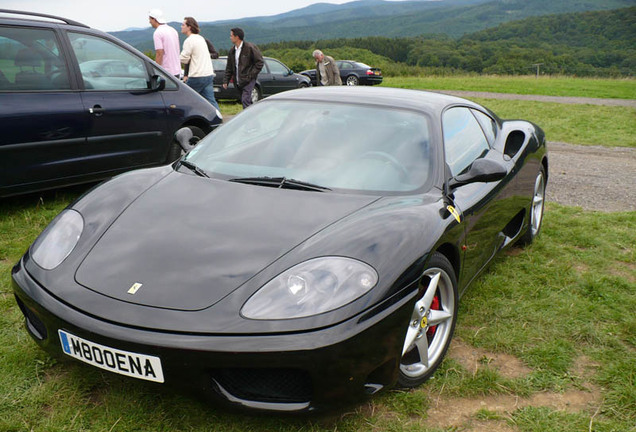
xmin=185 ymin=100 xmax=433 ymax=194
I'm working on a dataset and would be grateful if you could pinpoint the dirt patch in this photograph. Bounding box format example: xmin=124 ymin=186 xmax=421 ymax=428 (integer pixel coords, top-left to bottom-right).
xmin=448 ymin=339 xmax=533 ymax=379
xmin=421 ymin=349 xmax=603 ymax=430
xmin=424 ymin=387 xmax=601 ymax=429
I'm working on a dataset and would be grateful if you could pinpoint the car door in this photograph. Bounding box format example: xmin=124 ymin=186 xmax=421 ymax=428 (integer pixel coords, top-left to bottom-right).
xmin=0 ymin=25 xmax=88 ymax=195
xmin=263 ymin=58 xmax=298 ymax=95
xmin=67 ymin=31 xmax=170 ymax=173
xmin=442 ymin=106 xmax=517 ymax=289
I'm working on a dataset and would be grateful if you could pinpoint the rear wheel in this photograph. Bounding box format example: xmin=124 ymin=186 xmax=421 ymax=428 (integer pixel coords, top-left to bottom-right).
xmin=167 ymin=126 xmax=205 ymax=161
xmin=519 ymin=166 xmax=546 ymax=245
xmin=398 ymin=252 xmax=458 ymax=388
xmin=250 ymin=86 xmax=262 ymax=104
xmin=345 ymin=75 xmax=359 ymax=86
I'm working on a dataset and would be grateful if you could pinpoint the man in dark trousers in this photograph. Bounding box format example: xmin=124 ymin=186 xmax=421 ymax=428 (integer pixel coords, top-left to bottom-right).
xmin=223 ymin=27 xmax=264 ymax=108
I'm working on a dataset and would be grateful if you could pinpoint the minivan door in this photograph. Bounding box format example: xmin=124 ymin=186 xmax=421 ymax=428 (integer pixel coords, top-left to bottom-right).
xmin=0 ymin=25 xmax=87 ymax=195
xmin=68 ymin=32 xmax=170 ymax=173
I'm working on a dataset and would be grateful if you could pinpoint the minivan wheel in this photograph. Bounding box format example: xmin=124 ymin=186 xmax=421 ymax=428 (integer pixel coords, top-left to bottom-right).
xmin=167 ymin=126 xmax=206 ymax=161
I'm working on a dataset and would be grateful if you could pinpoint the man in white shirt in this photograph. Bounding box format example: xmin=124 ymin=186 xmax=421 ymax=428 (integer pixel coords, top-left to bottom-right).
xmin=149 ymin=9 xmax=181 ymax=77
xmin=180 ymin=16 xmax=220 ymax=112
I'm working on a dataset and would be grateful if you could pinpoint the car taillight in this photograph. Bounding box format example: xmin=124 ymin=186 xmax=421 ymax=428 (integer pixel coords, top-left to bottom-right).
xmin=366 ymin=70 xmax=374 ymax=75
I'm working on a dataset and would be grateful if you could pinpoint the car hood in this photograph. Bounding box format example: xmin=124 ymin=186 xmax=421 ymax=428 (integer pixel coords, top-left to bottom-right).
xmin=75 ymin=172 xmax=378 ymax=311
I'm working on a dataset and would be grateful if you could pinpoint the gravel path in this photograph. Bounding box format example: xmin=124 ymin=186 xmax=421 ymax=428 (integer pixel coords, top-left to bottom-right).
xmin=429 ymin=89 xmax=636 ymax=107
xmin=546 ymin=142 xmax=636 ymax=212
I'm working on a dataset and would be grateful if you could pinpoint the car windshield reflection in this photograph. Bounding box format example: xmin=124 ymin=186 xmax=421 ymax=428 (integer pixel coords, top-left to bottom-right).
xmin=185 ymin=100 xmax=432 ymax=194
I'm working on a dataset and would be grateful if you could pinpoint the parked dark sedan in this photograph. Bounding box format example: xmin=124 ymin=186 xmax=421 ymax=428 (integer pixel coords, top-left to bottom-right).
xmin=301 ymin=60 xmax=383 ymax=86
xmin=13 ymin=87 xmax=547 ymax=413
xmin=213 ymin=56 xmax=311 ymax=104
xmin=0 ymin=9 xmax=222 ymax=198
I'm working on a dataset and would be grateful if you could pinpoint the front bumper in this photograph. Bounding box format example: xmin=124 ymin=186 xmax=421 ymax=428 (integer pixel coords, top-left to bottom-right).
xmin=12 ymin=258 xmax=414 ymax=413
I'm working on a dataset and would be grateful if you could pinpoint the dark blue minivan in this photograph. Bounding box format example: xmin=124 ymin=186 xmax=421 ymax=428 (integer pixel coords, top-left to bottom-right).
xmin=0 ymin=9 xmax=222 ymax=197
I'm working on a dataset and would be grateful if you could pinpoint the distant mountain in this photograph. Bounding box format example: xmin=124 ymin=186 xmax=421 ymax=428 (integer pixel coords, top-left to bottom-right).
xmin=111 ymin=0 xmax=635 ymax=52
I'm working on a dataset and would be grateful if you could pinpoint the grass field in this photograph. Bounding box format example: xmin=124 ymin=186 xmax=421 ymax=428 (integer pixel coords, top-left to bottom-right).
xmin=1 ymin=191 xmax=634 ymax=431
xmin=2 ymin=75 xmax=635 ymax=431
xmin=383 ymin=76 xmax=636 ymax=100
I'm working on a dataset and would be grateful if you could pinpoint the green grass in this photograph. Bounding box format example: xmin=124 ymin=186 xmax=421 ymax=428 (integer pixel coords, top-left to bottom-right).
xmin=1 ymin=188 xmax=634 ymax=431
xmin=472 ymin=98 xmax=636 ymax=148
xmin=383 ymin=76 xmax=636 ymax=100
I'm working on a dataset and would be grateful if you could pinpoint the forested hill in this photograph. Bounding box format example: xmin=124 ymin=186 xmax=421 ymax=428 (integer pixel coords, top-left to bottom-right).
xmin=259 ymin=7 xmax=635 ymax=77
xmin=111 ymin=0 xmax=634 ymax=52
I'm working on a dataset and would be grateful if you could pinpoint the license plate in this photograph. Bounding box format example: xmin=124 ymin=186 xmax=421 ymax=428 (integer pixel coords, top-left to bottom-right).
xmin=58 ymin=330 xmax=164 ymax=383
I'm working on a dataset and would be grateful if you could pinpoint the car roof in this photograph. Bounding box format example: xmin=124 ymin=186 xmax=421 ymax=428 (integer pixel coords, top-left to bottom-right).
xmin=266 ymin=86 xmax=483 ymax=114
xmin=0 ymin=9 xmax=89 ymax=28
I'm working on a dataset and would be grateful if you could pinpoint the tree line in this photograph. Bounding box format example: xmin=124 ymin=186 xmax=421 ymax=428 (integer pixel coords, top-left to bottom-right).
xmin=254 ymin=7 xmax=634 ymax=77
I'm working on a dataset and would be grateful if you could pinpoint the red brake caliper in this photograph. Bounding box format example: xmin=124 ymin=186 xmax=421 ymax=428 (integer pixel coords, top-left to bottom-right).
xmin=427 ymin=295 xmax=440 ymax=336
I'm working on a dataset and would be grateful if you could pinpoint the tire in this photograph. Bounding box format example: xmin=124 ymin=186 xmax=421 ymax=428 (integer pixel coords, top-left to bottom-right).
xmin=250 ymin=86 xmax=261 ymax=104
xmin=345 ymin=75 xmax=359 ymax=86
xmin=167 ymin=125 xmax=205 ymax=162
xmin=519 ymin=166 xmax=546 ymax=245
xmin=398 ymin=252 xmax=458 ymax=388
xmin=299 ymin=82 xmax=309 ymax=88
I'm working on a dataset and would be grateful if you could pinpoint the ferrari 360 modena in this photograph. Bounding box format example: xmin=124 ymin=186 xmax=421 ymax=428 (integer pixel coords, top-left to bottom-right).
xmin=13 ymin=86 xmax=547 ymax=412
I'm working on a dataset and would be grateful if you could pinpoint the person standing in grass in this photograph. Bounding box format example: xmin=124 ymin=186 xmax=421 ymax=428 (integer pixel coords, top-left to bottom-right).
xmin=313 ymin=50 xmax=342 ymax=86
xmin=148 ymin=9 xmax=181 ymax=78
xmin=180 ymin=16 xmax=220 ymax=112
xmin=223 ymin=27 xmax=264 ymax=108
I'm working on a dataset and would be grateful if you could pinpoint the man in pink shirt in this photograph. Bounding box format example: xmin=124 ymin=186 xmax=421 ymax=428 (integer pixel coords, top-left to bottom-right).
xmin=149 ymin=9 xmax=181 ymax=77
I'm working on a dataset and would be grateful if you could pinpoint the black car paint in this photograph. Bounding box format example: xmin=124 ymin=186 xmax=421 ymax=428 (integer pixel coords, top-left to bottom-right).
xmin=12 ymin=87 xmax=547 ymax=412
xmin=213 ymin=56 xmax=311 ymax=101
xmin=301 ymin=60 xmax=383 ymax=86
xmin=0 ymin=10 xmax=222 ymax=197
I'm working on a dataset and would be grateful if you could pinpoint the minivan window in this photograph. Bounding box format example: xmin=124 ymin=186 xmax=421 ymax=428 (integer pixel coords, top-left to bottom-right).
xmin=68 ymin=32 xmax=148 ymax=91
xmin=0 ymin=26 xmax=71 ymax=91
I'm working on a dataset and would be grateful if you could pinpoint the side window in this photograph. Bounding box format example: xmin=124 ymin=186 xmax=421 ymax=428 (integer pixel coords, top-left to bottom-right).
xmin=339 ymin=62 xmax=351 ymax=70
xmin=68 ymin=32 xmax=148 ymax=91
xmin=0 ymin=26 xmax=70 ymax=91
xmin=265 ymin=59 xmax=288 ymax=75
xmin=471 ymin=109 xmax=497 ymax=147
xmin=212 ymin=58 xmax=226 ymax=72
xmin=442 ymin=107 xmax=490 ymax=177
xmin=151 ymin=66 xmax=177 ymax=90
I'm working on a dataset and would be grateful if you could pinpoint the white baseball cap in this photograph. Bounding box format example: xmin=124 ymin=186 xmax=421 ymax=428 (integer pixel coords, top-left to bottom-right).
xmin=149 ymin=9 xmax=166 ymax=24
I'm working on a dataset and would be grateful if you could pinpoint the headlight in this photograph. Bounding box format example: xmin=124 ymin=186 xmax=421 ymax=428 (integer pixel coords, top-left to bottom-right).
xmin=31 ymin=210 xmax=83 ymax=270
xmin=241 ymin=257 xmax=378 ymax=320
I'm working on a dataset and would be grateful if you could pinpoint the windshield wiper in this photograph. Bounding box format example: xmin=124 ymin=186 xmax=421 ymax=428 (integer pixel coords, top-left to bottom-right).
xmin=179 ymin=160 xmax=210 ymax=178
xmin=229 ymin=176 xmax=331 ymax=192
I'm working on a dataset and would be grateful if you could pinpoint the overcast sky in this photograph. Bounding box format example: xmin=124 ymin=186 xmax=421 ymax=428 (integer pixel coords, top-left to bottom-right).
xmin=1 ymin=0 xmax=378 ymax=32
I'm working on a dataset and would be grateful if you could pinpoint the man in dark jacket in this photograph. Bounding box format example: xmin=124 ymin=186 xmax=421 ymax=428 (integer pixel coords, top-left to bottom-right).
xmin=223 ymin=28 xmax=264 ymax=108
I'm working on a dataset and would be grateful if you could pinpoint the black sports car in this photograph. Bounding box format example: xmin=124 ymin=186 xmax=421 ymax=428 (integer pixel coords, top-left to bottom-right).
xmin=301 ymin=60 xmax=383 ymax=86
xmin=212 ymin=56 xmax=311 ymax=104
xmin=12 ymin=87 xmax=547 ymax=413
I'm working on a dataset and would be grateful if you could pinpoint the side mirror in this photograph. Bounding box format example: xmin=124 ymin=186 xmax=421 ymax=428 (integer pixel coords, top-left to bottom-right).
xmin=150 ymin=75 xmax=165 ymax=92
xmin=175 ymin=127 xmax=200 ymax=153
xmin=448 ymin=158 xmax=507 ymax=189
xmin=288 ymin=70 xmax=294 ymax=76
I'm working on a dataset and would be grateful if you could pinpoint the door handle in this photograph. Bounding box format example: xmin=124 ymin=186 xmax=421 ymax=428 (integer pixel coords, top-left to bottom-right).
xmin=89 ymin=105 xmax=105 ymax=116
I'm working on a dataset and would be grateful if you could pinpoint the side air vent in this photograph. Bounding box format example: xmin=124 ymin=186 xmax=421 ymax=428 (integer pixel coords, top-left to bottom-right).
xmin=504 ymin=131 xmax=526 ymax=158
